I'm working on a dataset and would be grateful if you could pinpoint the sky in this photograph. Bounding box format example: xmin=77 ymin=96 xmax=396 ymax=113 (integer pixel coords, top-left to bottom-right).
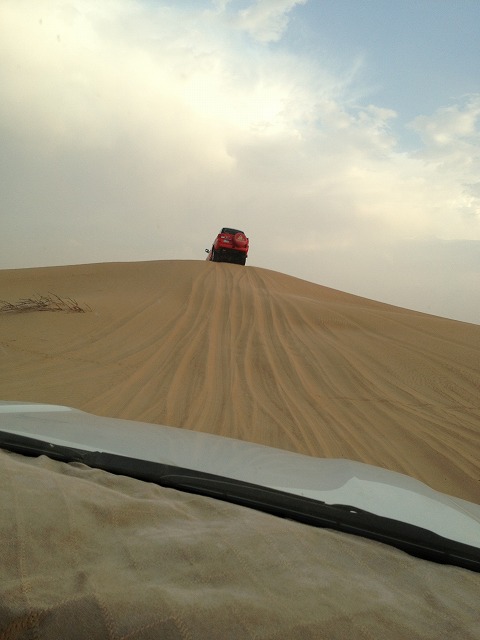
xmin=1 ymin=0 xmax=479 ymax=324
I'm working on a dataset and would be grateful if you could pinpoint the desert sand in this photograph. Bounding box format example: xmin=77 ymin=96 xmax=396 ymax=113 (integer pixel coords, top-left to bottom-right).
xmin=1 ymin=259 xmax=479 ymax=502
xmin=1 ymin=260 xmax=480 ymax=639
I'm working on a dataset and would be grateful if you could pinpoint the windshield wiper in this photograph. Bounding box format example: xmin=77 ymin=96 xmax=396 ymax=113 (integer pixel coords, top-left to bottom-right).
xmin=1 ymin=430 xmax=479 ymax=573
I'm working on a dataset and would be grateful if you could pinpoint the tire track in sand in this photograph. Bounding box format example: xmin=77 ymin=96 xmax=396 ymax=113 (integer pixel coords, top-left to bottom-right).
xmin=1 ymin=261 xmax=479 ymax=501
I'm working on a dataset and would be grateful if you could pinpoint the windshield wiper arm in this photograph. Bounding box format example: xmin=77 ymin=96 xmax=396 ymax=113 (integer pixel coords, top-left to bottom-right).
xmin=1 ymin=430 xmax=479 ymax=573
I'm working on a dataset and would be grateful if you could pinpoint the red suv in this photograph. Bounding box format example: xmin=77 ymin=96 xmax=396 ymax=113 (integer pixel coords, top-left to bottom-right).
xmin=205 ymin=228 xmax=249 ymax=265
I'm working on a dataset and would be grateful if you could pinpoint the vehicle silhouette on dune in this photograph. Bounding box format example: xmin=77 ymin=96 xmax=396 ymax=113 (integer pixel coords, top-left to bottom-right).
xmin=205 ymin=228 xmax=249 ymax=265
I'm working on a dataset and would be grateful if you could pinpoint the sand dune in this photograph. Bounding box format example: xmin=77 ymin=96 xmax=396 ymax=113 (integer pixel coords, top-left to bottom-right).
xmin=1 ymin=260 xmax=479 ymax=502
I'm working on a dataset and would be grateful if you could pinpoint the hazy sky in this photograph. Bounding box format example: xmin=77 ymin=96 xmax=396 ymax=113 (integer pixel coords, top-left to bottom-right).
xmin=1 ymin=0 xmax=479 ymax=324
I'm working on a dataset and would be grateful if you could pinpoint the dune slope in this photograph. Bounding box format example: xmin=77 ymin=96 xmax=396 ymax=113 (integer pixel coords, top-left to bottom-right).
xmin=0 ymin=260 xmax=479 ymax=501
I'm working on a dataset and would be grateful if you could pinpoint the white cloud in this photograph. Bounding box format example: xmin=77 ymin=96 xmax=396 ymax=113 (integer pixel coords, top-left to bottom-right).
xmin=411 ymin=96 xmax=480 ymax=148
xmin=234 ymin=0 xmax=308 ymax=43
xmin=0 ymin=0 xmax=479 ymax=323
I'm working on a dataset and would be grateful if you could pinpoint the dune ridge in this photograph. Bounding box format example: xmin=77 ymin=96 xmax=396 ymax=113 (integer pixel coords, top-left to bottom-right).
xmin=0 ymin=260 xmax=479 ymax=502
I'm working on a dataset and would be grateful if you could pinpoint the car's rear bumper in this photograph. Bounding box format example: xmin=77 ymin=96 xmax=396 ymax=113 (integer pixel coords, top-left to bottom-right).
xmin=214 ymin=249 xmax=247 ymax=263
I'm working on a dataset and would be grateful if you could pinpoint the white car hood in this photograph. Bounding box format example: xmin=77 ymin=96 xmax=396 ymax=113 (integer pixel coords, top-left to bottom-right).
xmin=1 ymin=400 xmax=479 ymax=550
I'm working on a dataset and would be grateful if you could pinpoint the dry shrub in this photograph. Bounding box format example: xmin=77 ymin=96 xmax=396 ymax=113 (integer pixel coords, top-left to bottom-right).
xmin=0 ymin=293 xmax=91 ymax=314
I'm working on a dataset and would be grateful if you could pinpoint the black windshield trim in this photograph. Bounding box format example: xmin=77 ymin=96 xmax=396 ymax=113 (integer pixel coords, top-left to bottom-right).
xmin=1 ymin=430 xmax=479 ymax=573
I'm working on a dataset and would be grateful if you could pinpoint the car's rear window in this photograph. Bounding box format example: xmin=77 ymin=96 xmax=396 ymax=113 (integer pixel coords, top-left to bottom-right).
xmin=221 ymin=228 xmax=244 ymax=235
